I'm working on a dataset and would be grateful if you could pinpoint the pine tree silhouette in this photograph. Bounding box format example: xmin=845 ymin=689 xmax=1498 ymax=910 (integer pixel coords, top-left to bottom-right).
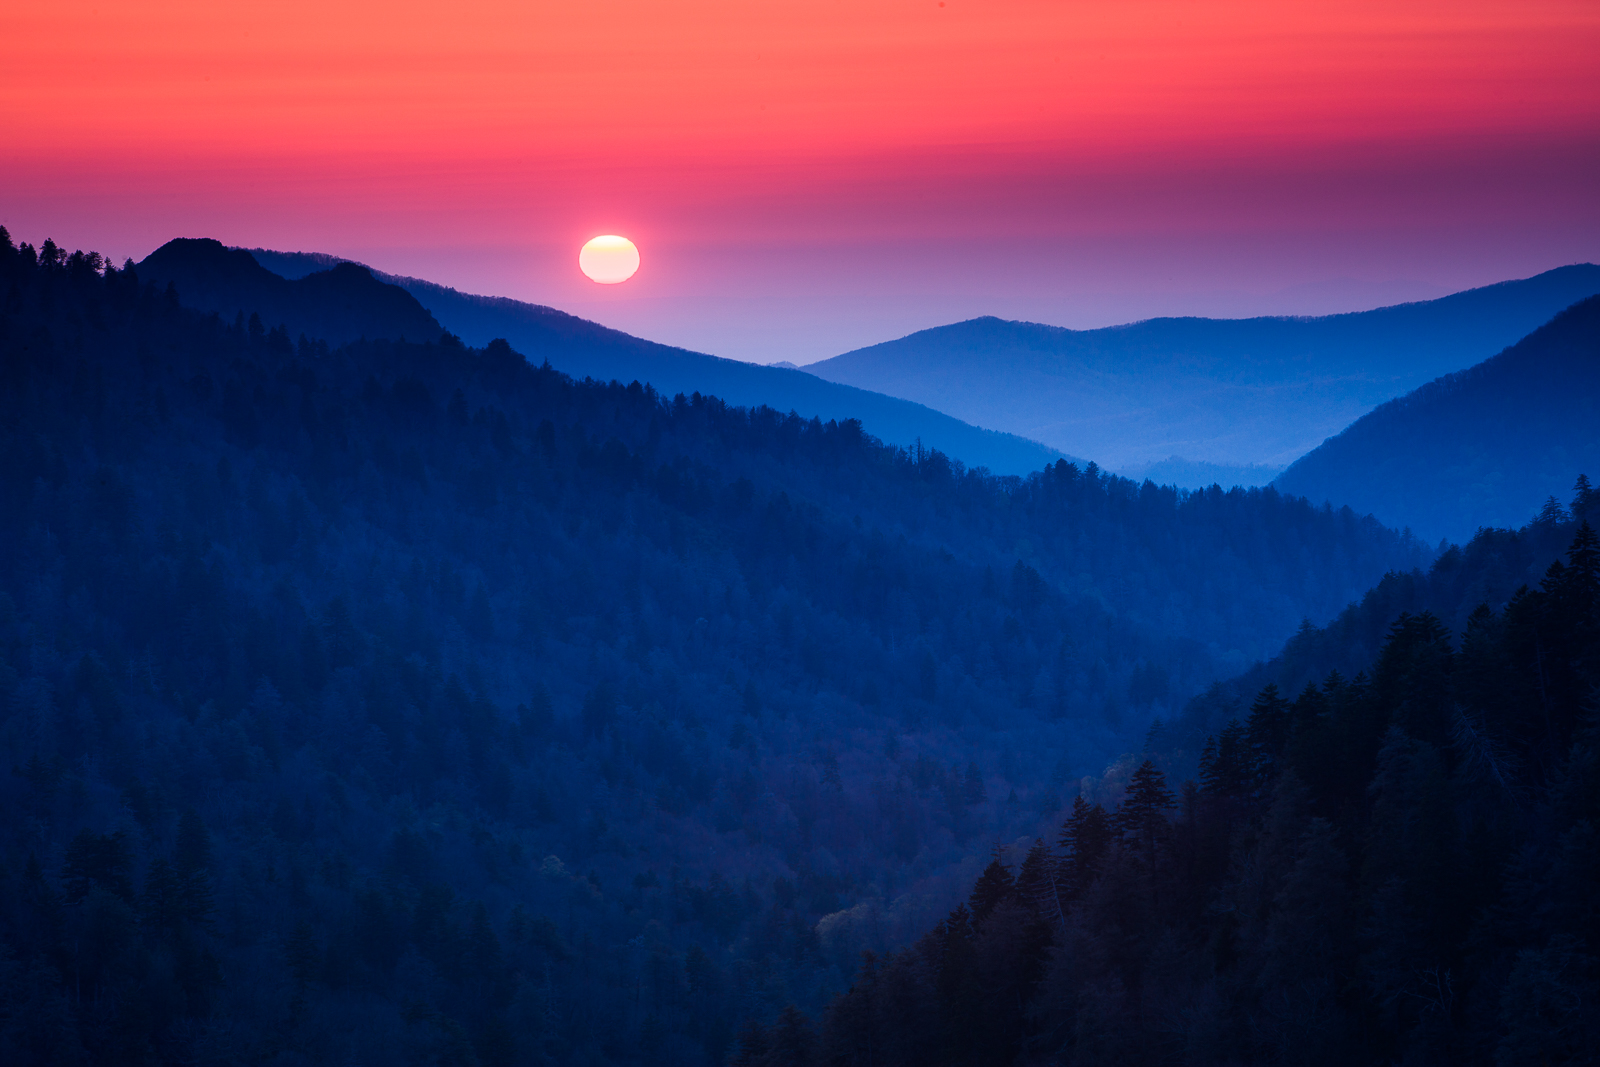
xmin=968 ymin=853 xmax=1016 ymax=925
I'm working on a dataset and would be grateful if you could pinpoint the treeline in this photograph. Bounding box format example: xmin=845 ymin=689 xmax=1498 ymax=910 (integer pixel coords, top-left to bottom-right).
xmin=0 ymin=230 xmax=1419 ymax=1065
xmin=759 ymin=516 xmax=1598 ymax=1065
xmin=1177 ymin=476 xmax=1600 ymax=757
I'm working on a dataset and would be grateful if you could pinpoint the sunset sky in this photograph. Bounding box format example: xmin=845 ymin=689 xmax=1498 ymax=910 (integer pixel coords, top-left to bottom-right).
xmin=5 ymin=0 xmax=1598 ymax=362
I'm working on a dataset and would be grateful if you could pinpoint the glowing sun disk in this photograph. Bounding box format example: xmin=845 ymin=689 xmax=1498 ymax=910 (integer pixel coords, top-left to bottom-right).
xmin=579 ymin=235 xmax=640 ymax=284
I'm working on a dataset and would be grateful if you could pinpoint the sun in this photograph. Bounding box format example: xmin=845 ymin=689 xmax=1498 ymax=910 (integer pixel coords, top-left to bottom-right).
xmin=578 ymin=235 xmax=640 ymax=284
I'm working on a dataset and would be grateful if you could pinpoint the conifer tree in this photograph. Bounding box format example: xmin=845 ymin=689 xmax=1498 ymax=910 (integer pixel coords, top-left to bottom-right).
xmin=765 ymin=1005 xmax=817 ymax=1067
xmin=1015 ymin=838 xmax=1065 ymax=925
xmin=968 ymin=854 xmax=1016 ymax=925
xmin=1117 ymin=760 xmax=1176 ymax=857
xmin=936 ymin=905 xmax=980 ymax=1064
xmin=1143 ymin=716 xmax=1167 ymax=753
xmin=1200 ymin=719 xmax=1253 ymax=798
xmin=1197 ymin=734 xmax=1220 ymax=785
xmin=1290 ymin=682 xmax=1328 ymax=736
xmin=1058 ymin=796 xmax=1114 ymax=895
xmin=1561 ymin=522 xmax=1599 ymax=603
xmin=1572 ymin=473 xmax=1596 ymax=521
xmin=1536 ymin=495 xmax=1570 ymax=526
xmin=1246 ymin=684 xmax=1292 ymax=778
xmin=729 ymin=1020 xmax=769 ymax=1067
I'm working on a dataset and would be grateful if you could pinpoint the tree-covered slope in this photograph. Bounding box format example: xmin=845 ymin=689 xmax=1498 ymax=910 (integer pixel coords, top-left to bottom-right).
xmin=1181 ymin=477 xmax=1598 ymax=740
xmin=802 ymin=265 xmax=1600 ymax=476
xmin=1275 ymin=296 xmax=1600 ymax=543
xmin=777 ymin=502 xmax=1600 ymax=1067
xmin=243 ymin=246 xmax=1066 ymax=477
xmin=139 ymin=239 xmax=444 ymax=347
xmin=0 ymin=232 xmax=1423 ymax=1066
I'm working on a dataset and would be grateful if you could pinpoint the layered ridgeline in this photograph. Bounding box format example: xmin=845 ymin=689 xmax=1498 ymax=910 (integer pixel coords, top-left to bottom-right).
xmin=801 ymin=265 xmax=1600 ymax=483
xmin=1276 ymin=296 xmax=1600 ymax=543
xmin=141 ymin=241 xmax=1064 ymax=476
xmin=763 ymin=504 xmax=1599 ymax=1067
xmin=141 ymin=239 xmax=444 ymax=347
xmin=0 ymin=234 xmax=1424 ymax=1065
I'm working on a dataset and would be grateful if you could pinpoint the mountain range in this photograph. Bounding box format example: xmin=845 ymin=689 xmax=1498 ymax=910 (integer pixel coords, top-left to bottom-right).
xmin=226 ymin=247 xmax=1064 ymax=476
xmin=1276 ymin=295 xmax=1600 ymax=542
xmin=800 ymin=265 xmax=1600 ymax=478
xmin=0 ymin=230 xmax=1437 ymax=1065
xmin=235 ymin=244 xmax=1600 ymax=543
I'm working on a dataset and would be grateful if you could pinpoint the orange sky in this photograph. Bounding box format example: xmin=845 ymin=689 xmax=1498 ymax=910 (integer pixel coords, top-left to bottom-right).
xmin=5 ymin=0 xmax=1599 ymax=360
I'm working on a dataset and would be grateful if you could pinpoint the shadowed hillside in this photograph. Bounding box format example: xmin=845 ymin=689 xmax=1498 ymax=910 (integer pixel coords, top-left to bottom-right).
xmin=802 ymin=265 xmax=1600 ymax=476
xmin=774 ymin=499 xmax=1600 ymax=1067
xmin=139 ymin=239 xmax=444 ymax=347
xmin=244 ymin=247 xmax=1067 ymax=477
xmin=1276 ymin=296 xmax=1600 ymax=542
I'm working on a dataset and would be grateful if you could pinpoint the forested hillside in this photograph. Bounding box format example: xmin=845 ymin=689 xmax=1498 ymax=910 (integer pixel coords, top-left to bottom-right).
xmin=1180 ymin=477 xmax=1599 ymax=746
xmin=140 ymin=240 xmax=444 ymax=348
xmin=232 ymin=245 xmax=1066 ymax=477
xmin=0 ymin=231 xmax=1422 ymax=1066
xmin=769 ymin=501 xmax=1598 ymax=1066
xmin=1276 ymin=296 xmax=1600 ymax=542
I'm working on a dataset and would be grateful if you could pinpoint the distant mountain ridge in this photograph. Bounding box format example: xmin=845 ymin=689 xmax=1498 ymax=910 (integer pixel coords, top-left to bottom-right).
xmin=242 ymin=247 xmax=1067 ymax=477
xmin=801 ymin=265 xmax=1600 ymax=478
xmin=1274 ymin=295 xmax=1600 ymax=543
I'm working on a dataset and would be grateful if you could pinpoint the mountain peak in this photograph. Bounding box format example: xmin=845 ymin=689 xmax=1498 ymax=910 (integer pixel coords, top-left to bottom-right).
xmin=1273 ymin=294 xmax=1600 ymax=541
xmin=138 ymin=238 xmax=442 ymax=346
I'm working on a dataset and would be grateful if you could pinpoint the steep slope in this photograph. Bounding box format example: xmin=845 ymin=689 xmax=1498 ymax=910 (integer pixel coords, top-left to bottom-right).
xmin=139 ymin=238 xmax=444 ymax=346
xmin=0 ymin=232 xmax=1426 ymax=1065
xmin=245 ymin=247 xmax=1066 ymax=476
xmin=1178 ymin=483 xmax=1599 ymax=748
xmin=1275 ymin=296 xmax=1600 ymax=542
xmin=801 ymin=265 xmax=1600 ymax=476
xmin=792 ymin=507 xmax=1600 ymax=1067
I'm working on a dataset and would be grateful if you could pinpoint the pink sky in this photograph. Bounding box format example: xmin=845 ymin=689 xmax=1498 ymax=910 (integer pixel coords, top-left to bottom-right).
xmin=5 ymin=0 xmax=1598 ymax=361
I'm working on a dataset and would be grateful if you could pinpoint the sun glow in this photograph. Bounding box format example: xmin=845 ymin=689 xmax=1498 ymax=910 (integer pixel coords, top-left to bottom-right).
xmin=579 ymin=235 xmax=640 ymax=284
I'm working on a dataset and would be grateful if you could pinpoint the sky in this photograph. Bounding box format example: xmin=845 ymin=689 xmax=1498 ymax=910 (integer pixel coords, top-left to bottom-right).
xmin=4 ymin=0 xmax=1599 ymax=363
